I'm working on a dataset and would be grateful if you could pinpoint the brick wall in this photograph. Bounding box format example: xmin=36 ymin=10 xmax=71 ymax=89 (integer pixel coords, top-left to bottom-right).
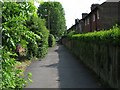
xmin=118 ymin=1 xmax=120 ymax=25
xmin=68 ymin=2 xmax=119 ymax=33
xmin=99 ymin=2 xmax=119 ymax=30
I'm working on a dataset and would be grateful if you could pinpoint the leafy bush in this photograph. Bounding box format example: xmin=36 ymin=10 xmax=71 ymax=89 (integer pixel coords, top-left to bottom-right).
xmin=26 ymin=16 xmax=49 ymax=58
xmin=2 ymin=50 xmax=27 ymax=89
xmin=2 ymin=1 xmax=49 ymax=89
xmin=48 ymin=34 xmax=56 ymax=47
xmin=67 ymin=31 xmax=76 ymax=38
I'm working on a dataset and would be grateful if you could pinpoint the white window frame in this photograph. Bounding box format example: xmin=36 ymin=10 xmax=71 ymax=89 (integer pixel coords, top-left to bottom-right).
xmin=87 ymin=18 xmax=89 ymax=25
xmin=97 ymin=11 xmax=100 ymax=19
xmin=85 ymin=19 xmax=87 ymax=26
xmin=93 ymin=14 xmax=95 ymax=22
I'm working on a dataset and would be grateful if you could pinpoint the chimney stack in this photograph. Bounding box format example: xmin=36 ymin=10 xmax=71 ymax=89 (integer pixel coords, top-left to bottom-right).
xmin=82 ymin=13 xmax=88 ymax=19
xmin=75 ymin=19 xmax=79 ymax=24
xmin=91 ymin=4 xmax=99 ymax=11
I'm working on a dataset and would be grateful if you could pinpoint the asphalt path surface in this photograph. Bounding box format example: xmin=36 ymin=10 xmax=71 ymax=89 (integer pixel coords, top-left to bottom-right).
xmin=25 ymin=45 xmax=101 ymax=88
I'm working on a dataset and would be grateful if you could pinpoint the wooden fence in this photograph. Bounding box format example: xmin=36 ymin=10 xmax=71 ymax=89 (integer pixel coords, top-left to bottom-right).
xmin=62 ymin=38 xmax=120 ymax=89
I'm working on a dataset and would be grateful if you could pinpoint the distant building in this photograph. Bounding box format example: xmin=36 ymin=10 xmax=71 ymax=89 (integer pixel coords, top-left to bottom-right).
xmin=68 ymin=1 xmax=120 ymax=33
xmin=106 ymin=0 xmax=120 ymax=2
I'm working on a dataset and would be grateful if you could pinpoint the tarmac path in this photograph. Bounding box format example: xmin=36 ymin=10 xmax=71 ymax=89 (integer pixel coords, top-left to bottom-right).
xmin=25 ymin=45 xmax=101 ymax=88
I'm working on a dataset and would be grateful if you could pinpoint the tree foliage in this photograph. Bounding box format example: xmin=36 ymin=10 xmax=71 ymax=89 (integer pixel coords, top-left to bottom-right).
xmin=37 ymin=1 xmax=66 ymax=38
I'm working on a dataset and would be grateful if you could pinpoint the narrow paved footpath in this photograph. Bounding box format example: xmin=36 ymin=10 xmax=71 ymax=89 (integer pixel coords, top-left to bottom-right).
xmin=26 ymin=45 xmax=101 ymax=88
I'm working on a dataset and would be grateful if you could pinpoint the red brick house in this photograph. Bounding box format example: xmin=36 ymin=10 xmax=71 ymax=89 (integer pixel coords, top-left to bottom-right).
xmin=68 ymin=1 xmax=120 ymax=33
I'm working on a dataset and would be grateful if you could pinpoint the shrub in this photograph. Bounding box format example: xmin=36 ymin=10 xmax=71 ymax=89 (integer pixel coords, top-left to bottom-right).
xmin=2 ymin=50 xmax=26 ymax=89
xmin=67 ymin=31 xmax=76 ymax=38
xmin=26 ymin=16 xmax=49 ymax=58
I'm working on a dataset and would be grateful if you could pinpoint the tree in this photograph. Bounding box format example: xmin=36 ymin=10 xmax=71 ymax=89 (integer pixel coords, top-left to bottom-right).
xmin=37 ymin=1 xmax=66 ymax=39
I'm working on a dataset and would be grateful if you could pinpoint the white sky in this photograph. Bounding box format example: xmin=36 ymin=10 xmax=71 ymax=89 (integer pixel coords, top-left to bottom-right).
xmin=35 ymin=0 xmax=106 ymax=29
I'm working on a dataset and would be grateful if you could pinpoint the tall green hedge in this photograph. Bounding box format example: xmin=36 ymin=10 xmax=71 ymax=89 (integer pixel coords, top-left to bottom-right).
xmin=71 ymin=25 xmax=120 ymax=45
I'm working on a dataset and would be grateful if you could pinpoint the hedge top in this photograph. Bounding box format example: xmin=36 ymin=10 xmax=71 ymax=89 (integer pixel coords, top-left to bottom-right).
xmin=68 ymin=25 xmax=120 ymax=45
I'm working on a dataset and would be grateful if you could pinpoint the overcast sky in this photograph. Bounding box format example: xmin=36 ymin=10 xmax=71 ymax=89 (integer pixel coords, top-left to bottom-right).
xmin=35 ymin=0 xmax=106 ymax=29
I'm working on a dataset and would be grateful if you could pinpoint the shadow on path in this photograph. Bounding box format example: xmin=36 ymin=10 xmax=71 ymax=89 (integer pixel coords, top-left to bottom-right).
xmin=25 ymin=45 xmax=102 ymax=88
xmin=41 ymin=45 xmax=101 ymax=88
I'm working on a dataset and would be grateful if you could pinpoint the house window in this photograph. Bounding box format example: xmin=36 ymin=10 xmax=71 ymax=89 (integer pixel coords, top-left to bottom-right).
xmin=93 ymin=14 xmax=95 ymax=21
xmin=87 ymin=18 xmax=89 ymax=25
xmin=85 ymin=19 xmax=87 ymax=26
xmin=97 ymin=11 xmax=99 ymax=19
xmin=80 ymin=24 xmax=82 ymax=30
